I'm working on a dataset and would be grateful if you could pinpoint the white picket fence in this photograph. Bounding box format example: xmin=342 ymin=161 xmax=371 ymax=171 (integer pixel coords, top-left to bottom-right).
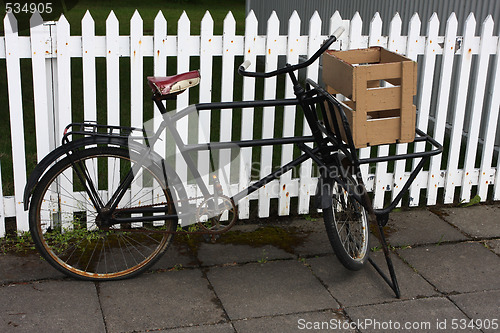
xmin=1 ymin=9 xmax=500 ymax=236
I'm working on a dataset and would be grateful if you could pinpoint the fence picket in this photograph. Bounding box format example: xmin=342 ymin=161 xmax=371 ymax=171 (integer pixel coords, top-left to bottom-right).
xmin=460 ymin=16 xmax=494 ymax=202
xmin=82 ymin=11 xmax=97 ymax=124
xmin=55 ymin=15 xmax=74 ymax=229
xmin=30 ymin=13 xmax=53 ymax=162
xmin=444 ymin=13 xmax=476 ymax=204
xmin=258 ymin=11 xmax=279 ymax=218
xmin=152 ymin=11 xmax=167 ymax=224
xmin=219 ymin=12 xmax=237 ymax=197
xmin=427 ymin=13 xmax=458 ymax=205
xmin=129 ymin=11 xmax=145 ymax=226
xmin=482 ymin=23 xmax=500 ymax=201
xmin=176 ymin=12 xmax=191 ymax=188
xmin=278 ymin=11 xmax=300 ymax=216
xmin=347 ymin=12 xmax=371 ymax=186
xmin=329 ymin=11 xmax=349 ymax=51
xmin=198 ymin=11 xmax=213 ymax=201
xmin=82 ymin=11 xmax=99 ymax=223
xmin=238 ymin=11 xmax=258 ymax=219
xmin=153 ymin=10 xmax=167 ymax=157
xmin=392 ymin=13 xmax=421 ymax=206
xmin=370 ymin=12 xmax=388 ymax=209
xmin=0 ymin=161 xmax=5 ymax=237
xmin=409 ymin=13 xmax=439 ymax=206
xmin=106 ymin=11 xmax=120 ymax=196
xmin=298 ymin=11 xmax=321 ymax=214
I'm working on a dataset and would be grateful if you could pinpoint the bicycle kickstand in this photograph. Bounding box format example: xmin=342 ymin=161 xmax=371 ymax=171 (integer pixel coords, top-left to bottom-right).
xmin=368 ymin=213 xmax=401 ymax=298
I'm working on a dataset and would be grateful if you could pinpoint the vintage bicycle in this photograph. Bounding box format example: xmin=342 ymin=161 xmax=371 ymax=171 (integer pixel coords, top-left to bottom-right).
xmin=23 ymin=28 xmax=441 ymax=298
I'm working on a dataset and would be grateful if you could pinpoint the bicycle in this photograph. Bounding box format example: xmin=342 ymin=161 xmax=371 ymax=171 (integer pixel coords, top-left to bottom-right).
xmin=23 ymin=28 xmax=441 ymax=297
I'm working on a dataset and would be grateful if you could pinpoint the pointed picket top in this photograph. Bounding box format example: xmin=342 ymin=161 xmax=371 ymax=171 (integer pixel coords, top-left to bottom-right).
xmin=131 ymin=9 xmax=142 ymax=24
xmin=369 ymin=12 xmax=383 ymax=46
xmin=30 ymin=11 xmax=43 ymax=29
xmin=4 ymin=12 xmax=17 ymax=34
xmin=349 ymin=12 xmax=363 ymax=49
xmin=246 ymin=9 xmax=257 ymax=24
xmin=224 ymin=11 xmax=236 ymax=27
xmin=179 ymin=10 xmax=189 ymax=25
xmin=106 ymin=10 xmax=118 ymax=26
xmin=244 ymin=10 xmax=258 ymax=57
xmin=308 ymin=10 xmax=322 ymax=39
xmin=329 ymin=10 xmax=342 ymax=33
xmin=57 ymin=14 xmax=70 ymax=38
xmin=288 ymin=10 xmax=301 ymax=36
xmin=427 ymin=12 xmax=440 ymax=35
xmin=82 ymin=10 xmax=94 ymax=24
xmin=389 ymin=12 xmax=402 ymax=34
xmin=267 ymin=10 xmax=279 ymax=30
xmin=309 ymin=10 xmax=321 ymax=28
xmin=82 ymin=11 xmax=95 ymax=45
xmin=201 ymin=10 xmax=213 ymax=28
xmin=406 ymin=12 xmax=421 ymax=60
xmin=201 ymin=10 xmax=214 ymax=56
xmin=388 ymin=12 xmax=402 ymax=52
xmin=464 ymin=12 xmax=476 ymax=36
xmin=223 ymin=11 xmax=236 ymax=43
xmin=481 ymin=14 xmax=494 ymax=36
xmin=447 ymin=11 xmax=458 ymax=25
xmin=154 ymin=10 xmax=166 ymax=27
xmin=289 ymin=9 xmax=301 ymax=27
xmin=370 ymin=12 xmax=382 ymax=32
xmin=351 ymin=11 xmax=362 ymax=25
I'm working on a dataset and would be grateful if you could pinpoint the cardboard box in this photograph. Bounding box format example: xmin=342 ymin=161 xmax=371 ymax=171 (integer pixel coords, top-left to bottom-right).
xmin=322 ymin=47 xmax=417 ymax=148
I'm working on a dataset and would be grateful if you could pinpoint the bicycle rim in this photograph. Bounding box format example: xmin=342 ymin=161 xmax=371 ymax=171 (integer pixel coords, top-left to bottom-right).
xmin=29 ymin=147 xmax=176 ymax=280
xmin=333 ymin=180 xmax=369 ymax=260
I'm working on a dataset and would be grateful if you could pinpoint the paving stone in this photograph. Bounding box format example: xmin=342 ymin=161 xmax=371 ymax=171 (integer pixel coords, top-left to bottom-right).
xmin=99 ymin=269 xmax=225 ymax=332
xmin=398 ymin=242 xmax=500 ymax=294
xmin=345 ymin=297 xmax=471 ymax=333
xmin=486 ymin=239 xmax=500 ymax=256
xmin=384 ymin=209 xmax=469 ymax=246
xmin=0 ymin=253 xmax=65 ymax=284
xmin=152 ymin=241 xmax=199 ymax=270
xmin=289 ymin=218 xmax=334 ymax=256
xmin=0 ymin=280 xmax=104 ymax=332
xmin=439 ymin=205 xmax=500 ymax=238
xmin=233 ymin=310 xmax=355 ymax=333
xmin=197 ymin=243 xmax=293 ymax=266
xmin=206 ymin=260 xmax=338 ymax=320
xmin=159 ymin=323 xmax=235 ymax=333
xmin=449 ymin=290 xmax=500 ymax=333
xmin=308 ymin=252 xmax=437 ymax=307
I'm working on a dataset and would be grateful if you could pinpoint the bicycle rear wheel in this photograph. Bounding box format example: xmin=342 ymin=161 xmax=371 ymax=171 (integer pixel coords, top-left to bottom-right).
xmin=323 ymin=173 xmax=369 ymax=271
xmin=29 ymin=146 xmax=178 ymax=280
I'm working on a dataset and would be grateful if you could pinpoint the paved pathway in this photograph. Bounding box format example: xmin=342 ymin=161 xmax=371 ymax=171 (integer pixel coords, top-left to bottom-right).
xmin=1 ymin=205 xmax=499 ymax=332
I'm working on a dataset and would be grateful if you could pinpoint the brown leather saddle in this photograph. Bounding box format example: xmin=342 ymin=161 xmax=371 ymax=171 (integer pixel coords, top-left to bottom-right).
xmin=147 ymin=70 xmax=200 ymax=99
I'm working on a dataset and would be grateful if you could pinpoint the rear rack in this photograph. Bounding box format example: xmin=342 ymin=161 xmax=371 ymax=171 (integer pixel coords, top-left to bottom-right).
xmin=62 ymin=122 xmax=150 ymax=144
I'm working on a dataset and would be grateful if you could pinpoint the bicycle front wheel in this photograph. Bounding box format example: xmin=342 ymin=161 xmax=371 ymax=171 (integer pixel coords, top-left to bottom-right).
xmin=29 ymin=146 xmax=177 ymax=280
xmin=323 ymin=174 xmax=370 ymax=271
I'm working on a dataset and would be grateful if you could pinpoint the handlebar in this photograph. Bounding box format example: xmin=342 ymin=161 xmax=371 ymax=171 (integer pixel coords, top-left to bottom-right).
xmin=238 ymin=27 xmax=345 ymax=78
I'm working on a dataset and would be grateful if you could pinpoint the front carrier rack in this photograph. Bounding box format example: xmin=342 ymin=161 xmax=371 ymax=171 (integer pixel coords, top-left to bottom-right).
xmin=308 ymin=79 xmax=442 ymax=297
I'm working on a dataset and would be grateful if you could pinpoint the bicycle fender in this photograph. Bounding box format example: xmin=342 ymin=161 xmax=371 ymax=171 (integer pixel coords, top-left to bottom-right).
xmin=315 ymin=176 xmax=335 ymax=209
xmin=23 ymin=136 xmax=167 ymax=211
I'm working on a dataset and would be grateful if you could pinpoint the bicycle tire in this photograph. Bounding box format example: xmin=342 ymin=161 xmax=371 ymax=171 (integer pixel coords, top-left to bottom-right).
xmin=323 ymin=171 xmax=370 ymax=271
xmin=29 ymin=146 xmax=179 ymax=280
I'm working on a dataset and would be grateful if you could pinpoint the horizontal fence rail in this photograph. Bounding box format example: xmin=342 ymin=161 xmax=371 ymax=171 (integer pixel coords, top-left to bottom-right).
xmin=1 ymin=9 xmax=500 ymax=235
